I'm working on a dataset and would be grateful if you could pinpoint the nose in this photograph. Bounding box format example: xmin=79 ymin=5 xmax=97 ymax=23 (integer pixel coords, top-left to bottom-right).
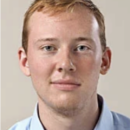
xmin=56 ymin=50 xmax=76 ymax=73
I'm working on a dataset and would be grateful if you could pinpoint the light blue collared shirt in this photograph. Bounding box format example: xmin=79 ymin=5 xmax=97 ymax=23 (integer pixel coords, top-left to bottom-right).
xmin=9 ymin=95 xmax=130 ymax=130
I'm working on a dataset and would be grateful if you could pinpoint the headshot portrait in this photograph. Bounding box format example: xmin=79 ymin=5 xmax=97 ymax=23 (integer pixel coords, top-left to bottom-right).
xmin=2 ymin=0 xmax=130 ymax=130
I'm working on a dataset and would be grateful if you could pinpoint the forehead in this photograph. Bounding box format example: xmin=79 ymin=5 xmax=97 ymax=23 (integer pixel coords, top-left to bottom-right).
xmin=27 ymin=5 xmax=100 ymax=47
xmin=28 ymin=5 xmax=99 ymax=31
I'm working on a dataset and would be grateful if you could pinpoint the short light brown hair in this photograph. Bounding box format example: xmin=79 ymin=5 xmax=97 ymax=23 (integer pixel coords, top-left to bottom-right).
xmin=22 ymin=0 xmax=106 ymax=53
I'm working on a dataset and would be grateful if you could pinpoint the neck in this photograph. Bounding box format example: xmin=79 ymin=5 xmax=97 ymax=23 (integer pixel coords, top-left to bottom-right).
xmin=38 ymin=95 xmax=100 ymax=130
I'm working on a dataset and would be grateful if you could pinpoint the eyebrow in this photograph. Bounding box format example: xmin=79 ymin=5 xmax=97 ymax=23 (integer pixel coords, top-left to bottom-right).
xmin=34 ymin=38 xmax=59 ymax=44
xmin=34 ymin=36 xmax=93 ymax=44
xmin=73 ymin=37 xmax=93 ymax=43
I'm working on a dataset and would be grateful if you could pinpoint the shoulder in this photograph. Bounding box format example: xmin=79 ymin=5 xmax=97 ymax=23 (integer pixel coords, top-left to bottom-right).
xmin=111 ymin=111 xmax=130 ymax=130
xmin=8 ymin=117 xmax=32 ymax=130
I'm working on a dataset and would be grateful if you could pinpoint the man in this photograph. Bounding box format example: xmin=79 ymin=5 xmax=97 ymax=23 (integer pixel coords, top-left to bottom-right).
xmin=9 ymin=0 xmax=130 ymax=130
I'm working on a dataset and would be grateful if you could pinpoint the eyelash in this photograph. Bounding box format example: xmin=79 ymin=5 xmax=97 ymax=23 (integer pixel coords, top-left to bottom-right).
xmin=41 ymin=45 xmax=56 ymax=51
xmin=41 ymin=45 xmax=90 ymax=52
xmin=74 ymin=45 xmax=89 ymax=52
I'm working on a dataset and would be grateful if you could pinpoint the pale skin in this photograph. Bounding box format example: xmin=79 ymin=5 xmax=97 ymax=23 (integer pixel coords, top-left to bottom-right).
xmin=19 ymin=5 xmax=111 ymax=130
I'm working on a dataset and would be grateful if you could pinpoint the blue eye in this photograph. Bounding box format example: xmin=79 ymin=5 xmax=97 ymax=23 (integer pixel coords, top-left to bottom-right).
xmin=42 ymin=46 xmax=56 ymax=51
xmin=75 ymin=45 xmax=89 ymax=51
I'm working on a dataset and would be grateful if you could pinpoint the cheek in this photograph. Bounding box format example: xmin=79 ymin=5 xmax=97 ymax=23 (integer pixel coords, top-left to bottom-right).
xmin=28 ymin=58 xmax=54 ymax=95
xmin=78 ymin=56 xmax=101 ymax=78
xmin=28 ymin=56 xmax=54 ymax=81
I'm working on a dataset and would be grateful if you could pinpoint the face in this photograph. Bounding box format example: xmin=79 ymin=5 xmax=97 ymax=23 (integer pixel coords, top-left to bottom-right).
xmin=19 ymin=6 xmax=111 ymax=114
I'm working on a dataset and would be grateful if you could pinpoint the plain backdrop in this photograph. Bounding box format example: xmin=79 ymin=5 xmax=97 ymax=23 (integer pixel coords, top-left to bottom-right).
xmin=1 ymin=0 xmax=130 ymax=130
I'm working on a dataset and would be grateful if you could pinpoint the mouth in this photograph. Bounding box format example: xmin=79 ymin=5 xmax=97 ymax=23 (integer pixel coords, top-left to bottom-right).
xmin=51 ymin=80 xmax=81 ymax=91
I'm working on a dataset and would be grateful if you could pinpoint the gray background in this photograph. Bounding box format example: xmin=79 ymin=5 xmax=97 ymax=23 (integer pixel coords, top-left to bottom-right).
xmin=2 ymin=0 xmax=130 ymax=130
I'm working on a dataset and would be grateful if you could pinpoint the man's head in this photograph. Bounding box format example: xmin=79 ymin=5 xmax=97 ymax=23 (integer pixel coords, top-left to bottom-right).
xmin=22 ymin=0 xmax=106 ymax=54
xmin=19 ymin=0 xmax=111 ymax=116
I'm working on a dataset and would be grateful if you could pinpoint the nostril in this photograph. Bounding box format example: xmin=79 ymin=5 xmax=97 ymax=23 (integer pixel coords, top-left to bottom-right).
xmin=58 ymin=68 xmax=63 ymax=72
xmin=57 ymin=60 xmax=76 ymax=72
xmin=70 ymin=68 xmax=74 ymax=71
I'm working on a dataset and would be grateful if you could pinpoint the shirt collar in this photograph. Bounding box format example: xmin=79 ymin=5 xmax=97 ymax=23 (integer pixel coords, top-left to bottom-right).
xmin=30 ymin=95 xmax=114 ymax=130
xmin=94 ymin=95 xmax=114 ymax=130
xmin=30 ymin=104 xmax=44 ymax=130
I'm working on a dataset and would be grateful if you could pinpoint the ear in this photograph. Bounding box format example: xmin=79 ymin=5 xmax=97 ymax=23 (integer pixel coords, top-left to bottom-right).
xmin=18 ymin=47 xmax=30 ymax=76
xmin=100 ymin=47 xmax=112 ymax=75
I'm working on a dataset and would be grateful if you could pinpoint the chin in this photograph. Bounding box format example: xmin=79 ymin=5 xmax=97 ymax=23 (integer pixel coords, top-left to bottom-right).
xmin=42 ymin=94 xmax=84 ymax=116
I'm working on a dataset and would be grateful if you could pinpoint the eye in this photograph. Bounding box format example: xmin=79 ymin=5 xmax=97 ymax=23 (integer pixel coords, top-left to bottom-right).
xmin=42 ymin=45 xmax=56 ymax=51
xmin=74 ymin=45 xmax=89 ymax=51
